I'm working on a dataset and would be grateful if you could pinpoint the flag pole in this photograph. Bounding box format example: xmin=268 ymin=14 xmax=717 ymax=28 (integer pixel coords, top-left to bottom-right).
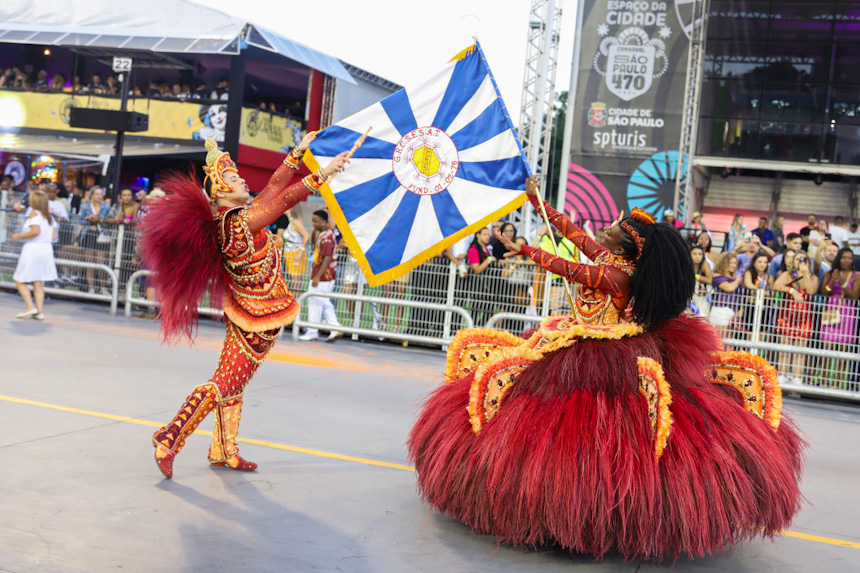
xmin=531 ymin=187 xmax=576 ymax=311
xmin=326 ymin=127 xmax=372 ymax=183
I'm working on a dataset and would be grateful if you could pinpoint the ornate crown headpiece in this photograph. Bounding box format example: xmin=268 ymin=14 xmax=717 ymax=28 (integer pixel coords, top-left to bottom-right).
xmin=201 ymin=138 xmax=237 ymax=202
xmin=630 ymin=207 xmax=656 ymax=224
xmin=620 ymin=208 xmax=656 ymax=259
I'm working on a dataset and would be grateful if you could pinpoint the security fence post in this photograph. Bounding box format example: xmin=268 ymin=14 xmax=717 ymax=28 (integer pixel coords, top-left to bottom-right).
xmin=444 ymin=261 xmax=457 ymax=339
xmin=352 ymin=271 xmax=366 ymax=341
xmin=750 ymin=288 xmax=764 ymax=356
xmin=0 ymin=190 xmax=7 ymax=242
xmin=541 ymin=270 xmax=553 ymax=317
xmin=114 ymin=224 xmax=125 ymax=275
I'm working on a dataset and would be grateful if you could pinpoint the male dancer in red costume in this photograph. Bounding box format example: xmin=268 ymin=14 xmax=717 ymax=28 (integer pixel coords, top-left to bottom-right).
xmin=141 ymin=135 xmax=349 ymax=479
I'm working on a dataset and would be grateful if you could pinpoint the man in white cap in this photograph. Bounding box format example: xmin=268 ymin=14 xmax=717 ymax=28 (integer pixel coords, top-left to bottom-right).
xmin=662 ymin=208 xmax=683 ymax=230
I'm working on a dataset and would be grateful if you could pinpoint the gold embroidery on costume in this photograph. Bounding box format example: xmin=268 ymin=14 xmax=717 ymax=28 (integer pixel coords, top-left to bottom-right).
xmin=467 ymin=346 xmax=544 ymax=435
xmin=154 ymin=384 xmax=219 ymax=454
xmin=447 ymin=323 xmax=649 ymax=436
xmin=571 ymin=250 xmax=634 ymax=325
xmin=636 ymin=357 xmax=673 ymax=459
xmin=218 ymin=206 xmax=300 ymax=332
xmin=534 ymin=318 xmax=644 ymax=354
xmin=704 ymin=351 xmax=783 ymax=430
xmin=445 ymin=328 xmax=526 ymax=383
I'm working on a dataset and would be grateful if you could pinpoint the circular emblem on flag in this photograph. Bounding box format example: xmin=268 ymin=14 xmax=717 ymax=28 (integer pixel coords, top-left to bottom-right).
xmin=392 ymin=126 xmax=459 ymax=196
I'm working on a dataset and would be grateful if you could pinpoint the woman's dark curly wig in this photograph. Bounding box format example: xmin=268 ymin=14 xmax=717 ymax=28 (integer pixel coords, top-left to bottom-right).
xmin=617 ymin=218 xmax=695 ymax=327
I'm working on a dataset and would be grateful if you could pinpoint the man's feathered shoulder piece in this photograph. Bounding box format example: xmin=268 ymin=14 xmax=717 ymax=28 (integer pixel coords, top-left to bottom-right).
xmin=138 ymin=171 xmax=225 ymax=344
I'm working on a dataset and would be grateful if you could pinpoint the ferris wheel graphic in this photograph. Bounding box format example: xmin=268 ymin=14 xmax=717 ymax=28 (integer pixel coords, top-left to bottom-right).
xmin=626 ymin=151 xmax=688 ymax=216
xmin=674 ymin=0 xmax=705 ymax=40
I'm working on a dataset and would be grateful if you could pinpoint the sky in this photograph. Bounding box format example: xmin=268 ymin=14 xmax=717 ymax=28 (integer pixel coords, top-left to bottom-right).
xmin=204 ymin=0 xmax=579 ymax=125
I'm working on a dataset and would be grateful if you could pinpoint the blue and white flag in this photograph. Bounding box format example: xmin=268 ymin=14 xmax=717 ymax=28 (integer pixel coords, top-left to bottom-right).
xmin=304 ymin=42 xmax=531 ymax=286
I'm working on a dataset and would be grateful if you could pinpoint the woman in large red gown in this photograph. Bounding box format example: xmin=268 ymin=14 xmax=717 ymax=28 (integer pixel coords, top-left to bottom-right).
xmin=408 ymin=177 xmax=804 ymax=560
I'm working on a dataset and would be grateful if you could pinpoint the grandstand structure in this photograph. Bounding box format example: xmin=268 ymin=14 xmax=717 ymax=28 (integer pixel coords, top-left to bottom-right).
xmin=689 ymin=0 xmax=860 ymax=234
xmin=0 ymin=0 xmax=398 ymax=195
xmin=554 ymin=0 xmax=859 ymax=236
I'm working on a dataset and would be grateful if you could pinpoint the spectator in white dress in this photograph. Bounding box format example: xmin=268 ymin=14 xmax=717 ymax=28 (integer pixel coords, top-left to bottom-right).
xmin=11 ymin=191 xmax=58 ymax=320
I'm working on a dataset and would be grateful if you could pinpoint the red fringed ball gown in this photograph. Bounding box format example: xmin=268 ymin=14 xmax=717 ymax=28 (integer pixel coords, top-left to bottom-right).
xmin=407 ymin=198 xmax=805 ymax=560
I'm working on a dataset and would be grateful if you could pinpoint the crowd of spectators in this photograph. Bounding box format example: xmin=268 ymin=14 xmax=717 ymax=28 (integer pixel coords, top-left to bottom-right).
xmin=4 ymin=171 xmax=860 ymax=383
xmin=688 ymin=212 xmax=860 ymax=387
xmin=1 ymin=63 xmax=302 ymax=117
xmin=0 ymin=65 xmax=228 ymax=100
xmin=280 ymin=205 xmax=859 ymax=380
xmin=2 ymin=175 xmax=164 ymax=301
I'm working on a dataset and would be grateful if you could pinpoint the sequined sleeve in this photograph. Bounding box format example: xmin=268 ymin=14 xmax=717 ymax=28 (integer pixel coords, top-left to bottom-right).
xmin=520 ymin=244 xmax=630 ymax=297
xmin=253 ymin=147 xmax=304 ymax=205
xmin=528 ymin=193 xmax=608 ymax=260
xmin=245 ymin=168 xmax=325 ymax=235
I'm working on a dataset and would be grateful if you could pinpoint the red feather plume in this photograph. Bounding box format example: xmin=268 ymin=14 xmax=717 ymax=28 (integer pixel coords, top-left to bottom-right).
xmin=137 ymin=171 xmax=225 ymax=344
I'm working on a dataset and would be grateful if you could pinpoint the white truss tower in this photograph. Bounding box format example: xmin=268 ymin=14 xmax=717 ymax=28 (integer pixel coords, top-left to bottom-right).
xmin=517 ymin=0 xmax=562 ymax=238
xmin=673 ymin=0 xmax=710 ymax=223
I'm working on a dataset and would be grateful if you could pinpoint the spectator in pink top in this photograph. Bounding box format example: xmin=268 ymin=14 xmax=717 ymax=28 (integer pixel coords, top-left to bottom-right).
xmin=467 ymin=227 xmax=497 ymax=327
xmin=662 ymin=209 xmax=684 ymax=230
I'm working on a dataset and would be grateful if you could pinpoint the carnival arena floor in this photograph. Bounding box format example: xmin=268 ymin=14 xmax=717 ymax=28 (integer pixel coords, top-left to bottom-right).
xmin=1 ymin=293 xmax=859 ymax=573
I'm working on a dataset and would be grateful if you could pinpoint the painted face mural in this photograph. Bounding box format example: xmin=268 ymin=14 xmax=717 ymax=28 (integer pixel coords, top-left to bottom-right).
xmin=195 ymin=104 xmax=228 ymax=142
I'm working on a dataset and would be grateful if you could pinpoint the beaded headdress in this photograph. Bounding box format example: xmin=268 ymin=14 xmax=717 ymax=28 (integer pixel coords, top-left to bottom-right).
xmin=202 ymin=138 xmax=237 ymax=202
xmin=620 ymin=207 xmax=656 ymax=259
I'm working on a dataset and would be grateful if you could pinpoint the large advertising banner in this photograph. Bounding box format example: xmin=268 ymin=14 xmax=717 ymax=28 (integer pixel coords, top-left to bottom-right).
xmin=0 ymin=92 xmax=302 ymax=153
xmin=563 ymin=1 xmax=693 ymax=224
xmin=239 ymin=107 xmax=303 ymax=153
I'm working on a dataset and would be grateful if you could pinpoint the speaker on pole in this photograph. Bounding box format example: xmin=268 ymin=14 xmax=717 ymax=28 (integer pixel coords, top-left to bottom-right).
xmin=69 ymin=108 xmax=149 ymax=132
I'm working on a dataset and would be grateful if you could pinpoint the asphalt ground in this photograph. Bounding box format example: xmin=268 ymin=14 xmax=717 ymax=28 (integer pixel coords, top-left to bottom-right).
xmin=1 ymin=292 xmax=859 ymax=573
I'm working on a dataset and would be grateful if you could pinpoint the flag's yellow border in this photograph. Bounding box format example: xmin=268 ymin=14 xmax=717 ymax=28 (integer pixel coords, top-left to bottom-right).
xmin=449 ymin=44 xmax=478 ymax=62
xmin=304 ymin=151 xmax=526 ymax=287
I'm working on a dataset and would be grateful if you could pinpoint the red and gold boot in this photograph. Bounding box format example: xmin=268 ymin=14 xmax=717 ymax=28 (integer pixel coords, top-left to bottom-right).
xmin=208 ymin=396 xmax=257 ymax=471
xmin=152 ymin=385 xmax=218 ymax=479
xmin=211 ymin=455 xmax=258 ymax=471
xmin=153 ymin=442 xmax=176 ymax=479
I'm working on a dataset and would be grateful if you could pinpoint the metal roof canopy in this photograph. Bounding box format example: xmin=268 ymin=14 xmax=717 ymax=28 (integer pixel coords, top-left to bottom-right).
xmin=68 ymin=48 xmax=194 ymax=71
xmin=0 ymin=0 xmax=355 ymax=84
